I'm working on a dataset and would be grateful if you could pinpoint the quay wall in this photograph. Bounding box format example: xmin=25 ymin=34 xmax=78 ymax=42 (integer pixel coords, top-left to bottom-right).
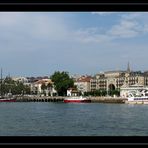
xmin=90 ymin=97 xmax=127 ymax=103
xmin=15 ymin=96 xmax=65 ymax=102
xmin=15 ymin=95 xmax=127 ymax=103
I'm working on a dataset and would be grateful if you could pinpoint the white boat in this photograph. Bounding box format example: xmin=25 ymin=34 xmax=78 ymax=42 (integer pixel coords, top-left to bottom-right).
xmin=126 ymin=90 xmax=148 ymax=104
xmin=64 ymin=96 xmax=91 ymax=103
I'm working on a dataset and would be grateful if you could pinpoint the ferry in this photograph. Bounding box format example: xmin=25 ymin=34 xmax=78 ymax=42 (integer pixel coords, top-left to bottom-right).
xmin=126 ymin=90 xmax=148 ymax=104
xmin=64 ymin=96 xmax=91 ymax=103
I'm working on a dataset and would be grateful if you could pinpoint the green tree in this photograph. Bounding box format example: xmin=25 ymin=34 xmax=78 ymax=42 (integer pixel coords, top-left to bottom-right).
xmin=24 ymin=85 xmax=31 ymax=94
xmin=41 ymin=83 xmax=47 ymax=90
xmin=50 ymin=71 xmax=74 ymax=96
xmin=0 ymin=77 xmax=31 ymax=95
xmin=41 ymin=83 xmax=47 ymax=95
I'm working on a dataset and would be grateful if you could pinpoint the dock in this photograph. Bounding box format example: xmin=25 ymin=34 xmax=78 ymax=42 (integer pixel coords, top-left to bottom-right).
xmin=15 ymin=95 xmax=127 ymax=103
xmin=15 ymin=95 xmax=65 ymax=102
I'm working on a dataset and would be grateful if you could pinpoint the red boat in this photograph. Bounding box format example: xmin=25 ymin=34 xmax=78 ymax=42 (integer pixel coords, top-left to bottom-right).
xmin=0 ymin=99 xmax=16 ymax=102
xmin=64 ymin=96 xmax=91 ymax=103
xmin=0 ymin=97 xmax=16 ymax=102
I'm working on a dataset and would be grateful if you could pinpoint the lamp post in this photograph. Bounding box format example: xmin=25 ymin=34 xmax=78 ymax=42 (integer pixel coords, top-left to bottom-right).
xmin=106 ymin=80 xmax=109 ymax=96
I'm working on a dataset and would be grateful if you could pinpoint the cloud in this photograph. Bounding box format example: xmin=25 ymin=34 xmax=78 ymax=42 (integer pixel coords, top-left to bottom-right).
xmin=0 ymin=12 xmax=148 ymax=76
xmin=121 ymin=13 xmax=141 ymax=20
xmin=74 ymin=28 xmax=112 ymax=43
xmin=0 ymin=12 xmax=71 ymax=53
xmin=28 ymin=14 xmax=69 ymax=41
xmin=91 ymin=12 xmax=119 ymax=15
xmin=1 ymin=12 xmax=147 ymax=45
xmin=108 ymin=19 xmax=141 ymax=38
xmin=0 ymin=12 xmax=22 ymax=26
xmin=0 ymin=13 xmax=68 ymax=38
xmin=75 ymin=12 xmax=148 ymax=43
xmin=1 ymin=12 xmax=146 ymax=46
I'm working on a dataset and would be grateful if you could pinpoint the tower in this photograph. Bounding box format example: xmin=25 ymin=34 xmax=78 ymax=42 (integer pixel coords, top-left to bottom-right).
xmin=127 ymin=62 xmax=130 ymax=73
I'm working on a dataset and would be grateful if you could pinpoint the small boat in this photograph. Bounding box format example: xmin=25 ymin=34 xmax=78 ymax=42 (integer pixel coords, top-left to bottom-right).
xmin=0 ymin=93 xmax=16 ymax=102
xmin=0 ymin=96 xmax=16 ymax=102
xmin=64 ymin=96 xmax=91 ymax=103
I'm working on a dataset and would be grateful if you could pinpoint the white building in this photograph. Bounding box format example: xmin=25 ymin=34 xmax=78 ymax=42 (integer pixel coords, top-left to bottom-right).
xmin=120 ymin=83 xmax=148 ymax=98
xmin=74 ymin=76 xmax=92 ymax=95
xmin=31 ymin=79 xmax=57 ymax=96
xmin=12 ymin=76 xmax=28 ymax=83
xmin=67 ymin=88 xmax=79 ymax=96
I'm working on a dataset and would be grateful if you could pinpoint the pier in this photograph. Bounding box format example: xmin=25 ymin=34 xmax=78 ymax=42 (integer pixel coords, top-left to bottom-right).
xmin=15 ymin=95 xmax=65 ymax=102
xmin=15 ymin=95 xmax=127 ymax=103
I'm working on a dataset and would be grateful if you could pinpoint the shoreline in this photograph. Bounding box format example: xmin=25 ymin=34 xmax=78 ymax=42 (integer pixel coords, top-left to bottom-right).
xmin=15 ymin=95 xmax=127 ymax=103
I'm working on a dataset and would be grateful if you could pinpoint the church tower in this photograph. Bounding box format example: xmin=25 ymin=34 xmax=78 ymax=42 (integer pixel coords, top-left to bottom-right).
xmin=127 ymin=62 xmax=130 ymax=73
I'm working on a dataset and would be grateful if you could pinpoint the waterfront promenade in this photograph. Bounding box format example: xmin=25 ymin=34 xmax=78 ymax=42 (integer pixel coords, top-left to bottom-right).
xmin=15 ymin=95 xmax=127 ymax=103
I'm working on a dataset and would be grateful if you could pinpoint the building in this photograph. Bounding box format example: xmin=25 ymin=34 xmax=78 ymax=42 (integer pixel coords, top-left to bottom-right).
xmin=74 ymin=75 xmax=92 ymax=95
xmin=90 ymin=70 xmax=126 ymax=92
xmin=67 ymin=87 xmax=79 ymax=96
xmin=12 ymin=76 xmax=28 ymax=84
xmin=30 ymin=78 xmax=57 ymax=96
xmin=120 ymin=84 xmax=148 ymax=98
xmin=90 ymin=63 xmax=148 ymax=96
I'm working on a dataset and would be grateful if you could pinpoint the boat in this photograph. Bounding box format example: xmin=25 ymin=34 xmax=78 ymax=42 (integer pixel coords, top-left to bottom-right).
xmin=64 ymin=96 xmax=91 ymax=103
xmin=0 ymin=96 xmax=16 ymax=102
xmin=126 ymin=90 xmax=148 ymax=104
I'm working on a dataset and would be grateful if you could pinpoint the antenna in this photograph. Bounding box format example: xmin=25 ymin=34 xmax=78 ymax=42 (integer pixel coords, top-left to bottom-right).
xmin=8 ymin=72 xmax=10 ymax=78
xmin=0 ymin=68 xmax=2 ymax=96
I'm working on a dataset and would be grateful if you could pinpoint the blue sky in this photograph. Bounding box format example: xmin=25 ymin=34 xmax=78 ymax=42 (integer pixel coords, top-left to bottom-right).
xmin=0 ymin=12 xmax=148 ymax=77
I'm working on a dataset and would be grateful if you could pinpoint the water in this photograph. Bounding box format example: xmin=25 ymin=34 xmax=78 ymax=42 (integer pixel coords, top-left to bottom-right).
xmin=0 ymin=102 xmax=148 ymax=136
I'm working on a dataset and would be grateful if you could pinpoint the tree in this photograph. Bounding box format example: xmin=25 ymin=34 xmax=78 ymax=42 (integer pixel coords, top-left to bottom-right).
xmin=0 ymin=77 xmax=31 ymax=95
xmin=41 ymin=83 xmax=47 ymax=91
xmin=50 ymin=71 xmax=74 ymax=96
xmin=24 ymin=85 xmax=31 ymax=95
xmin=41 ymin=83 xmax=47 ymax=96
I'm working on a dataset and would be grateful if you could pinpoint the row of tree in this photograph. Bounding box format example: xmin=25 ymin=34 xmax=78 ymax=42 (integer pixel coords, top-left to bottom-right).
xmin=0 ymin=71 xmax=120 ymax=97
xmin=0 ymin=71 xmax=74 ymax=96
xmin=50 ymin=71 xmax=120 ymax=97
xmin=0 ymin=77 xmax=30 ymax=95
xmin=84 ymin=89 xmax=120 ymax=97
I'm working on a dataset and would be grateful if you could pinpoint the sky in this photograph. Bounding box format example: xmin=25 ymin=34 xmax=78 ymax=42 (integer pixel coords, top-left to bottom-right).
xmin=0 ymin=12 xmax=148 ymax=77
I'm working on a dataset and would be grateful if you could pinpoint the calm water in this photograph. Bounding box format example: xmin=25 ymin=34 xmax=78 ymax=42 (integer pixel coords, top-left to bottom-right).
xmin=0 ymin=102 xmax=148 ymax=136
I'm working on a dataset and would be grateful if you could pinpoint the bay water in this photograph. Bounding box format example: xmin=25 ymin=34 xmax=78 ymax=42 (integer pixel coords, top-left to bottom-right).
xmin=0 ymin=102 xmax=148 ymax=136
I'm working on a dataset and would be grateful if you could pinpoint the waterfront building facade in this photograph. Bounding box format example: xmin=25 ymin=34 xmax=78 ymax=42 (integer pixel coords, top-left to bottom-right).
xmin=90 ymin=64 xmax=148 ymax=97
xmin=30 ymin=78 xmax=57 ymax=96
xmin=74 ymin=75 xmax=92 ymax=95
xmin=90 ymin=71 xmax=126 ymax=92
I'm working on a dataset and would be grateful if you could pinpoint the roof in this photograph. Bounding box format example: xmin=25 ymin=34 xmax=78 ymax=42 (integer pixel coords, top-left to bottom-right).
xmin=104 ymin=70 xmax=126 ymax=74
xmin=76 ymin=76 xmax=92 ymax=82
xmin=34 ymin=79 xmax=53 ymax=85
